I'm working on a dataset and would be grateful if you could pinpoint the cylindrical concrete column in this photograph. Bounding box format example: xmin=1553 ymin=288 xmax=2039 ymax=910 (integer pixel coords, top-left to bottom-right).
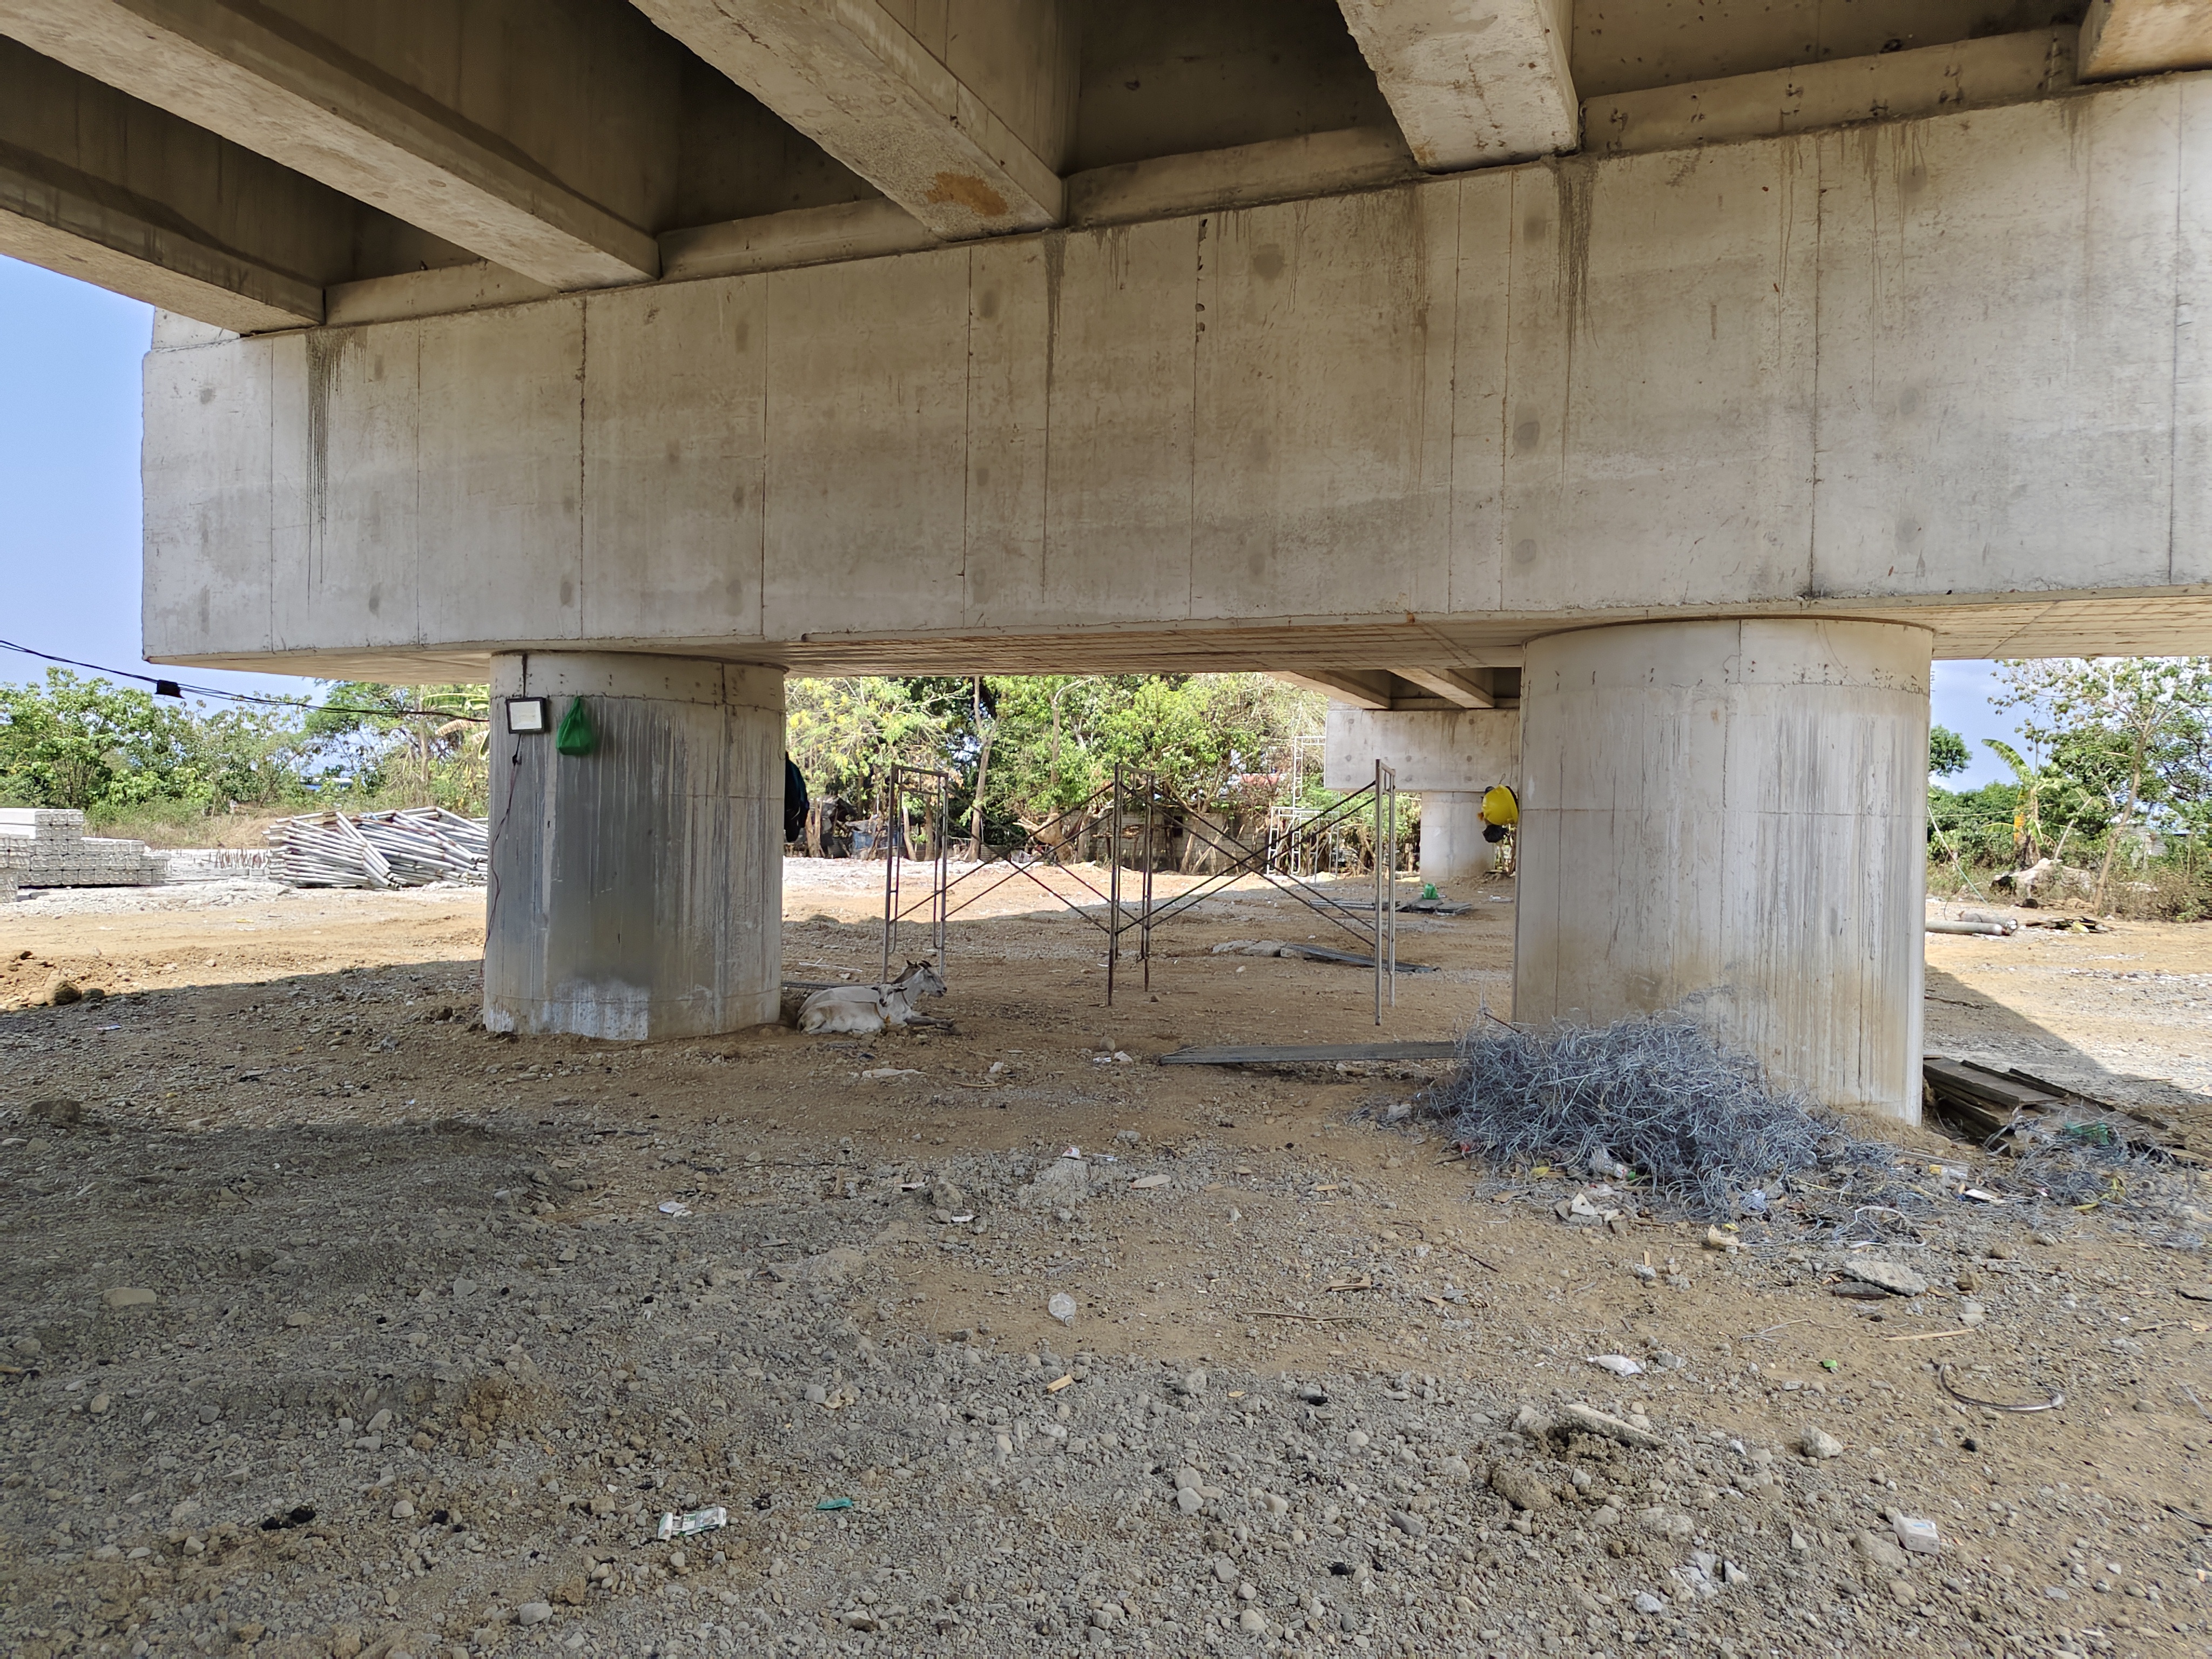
xmin=1418 ymin=792 xmax=1498 ymax=887
xmin=1514 ymin=619 xmax=1931 ymax=1121
xmin=485 ymin=653 xmax=783 ymax=1040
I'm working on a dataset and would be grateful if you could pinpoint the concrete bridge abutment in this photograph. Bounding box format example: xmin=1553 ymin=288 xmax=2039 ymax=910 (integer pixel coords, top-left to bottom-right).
xmin=1513 ymin=618 xmax=1932 ymax=1123
xmin=484 ymin=652 xmax=785 ymax=1042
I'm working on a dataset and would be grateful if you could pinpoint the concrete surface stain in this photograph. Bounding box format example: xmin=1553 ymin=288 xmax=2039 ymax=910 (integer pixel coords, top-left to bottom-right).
xmin=925 ymin=171 xmax=1009 ymax=219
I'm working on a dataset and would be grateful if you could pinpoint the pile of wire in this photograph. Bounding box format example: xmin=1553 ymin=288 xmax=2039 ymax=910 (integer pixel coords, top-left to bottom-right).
xmin=1435 ymin=1013 xmax=1921 ymax=1220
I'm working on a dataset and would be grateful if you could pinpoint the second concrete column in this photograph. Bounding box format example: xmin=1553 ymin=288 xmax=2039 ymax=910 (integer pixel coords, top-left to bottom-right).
xmin=1513 ymin=618 xmax=1931 ymax=1122
xmin=484 ymin=653 xmax=783 ymax=1040
xmin=1417 ymin=791 xmax=1500 ymax=886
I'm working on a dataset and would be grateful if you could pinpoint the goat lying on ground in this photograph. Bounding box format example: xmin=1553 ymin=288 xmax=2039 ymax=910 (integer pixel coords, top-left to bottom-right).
xmin=798 ymin=961 xmax=947 ymax=1035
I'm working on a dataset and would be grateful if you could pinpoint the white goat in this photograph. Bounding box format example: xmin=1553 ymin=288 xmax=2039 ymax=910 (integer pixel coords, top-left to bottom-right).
xmin=798 ymin=961 xmax=947 ymax=1035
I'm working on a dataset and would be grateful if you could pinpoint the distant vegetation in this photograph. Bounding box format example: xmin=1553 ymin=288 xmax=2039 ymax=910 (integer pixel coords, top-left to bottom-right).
xmin=0 ymin=670 xmax=488 ymax=839
xmin=0 ymin=669 xmax=1329 ymax=850
xmin=1928 ymin=658 xmax=2212 ymax=920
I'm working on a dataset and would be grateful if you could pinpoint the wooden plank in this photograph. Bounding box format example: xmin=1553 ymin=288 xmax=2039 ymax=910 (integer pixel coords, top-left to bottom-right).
xmin=1160 ymin=1041 xmax=1462 ymax=1066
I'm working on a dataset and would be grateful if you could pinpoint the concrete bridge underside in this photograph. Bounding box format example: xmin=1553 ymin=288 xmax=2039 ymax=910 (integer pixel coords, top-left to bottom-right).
xmin=6 ymin=0 xmax=2212 ymax=1122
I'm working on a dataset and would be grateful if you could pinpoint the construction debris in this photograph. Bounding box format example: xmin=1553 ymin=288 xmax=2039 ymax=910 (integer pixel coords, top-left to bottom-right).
xmin=1434 ymin=1014 xmax=1915 ymax=1220
xmin=1923 ymin=1057 xmax=2195 ymax=1160
xmin=264 ymin=808 xmax=487 ymax=888
xmin=1160 ymin=1041 xmax=1461 ymax=1067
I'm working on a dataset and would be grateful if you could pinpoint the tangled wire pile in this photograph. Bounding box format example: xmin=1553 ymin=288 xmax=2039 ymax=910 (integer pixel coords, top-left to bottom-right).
xmin=1437 ymin=1014 xmax=1916 ymax=1220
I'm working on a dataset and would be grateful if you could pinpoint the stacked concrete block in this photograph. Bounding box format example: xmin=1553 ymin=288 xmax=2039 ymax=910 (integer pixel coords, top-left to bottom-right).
xmin=0 ymin=809 xmax=167 ymax=887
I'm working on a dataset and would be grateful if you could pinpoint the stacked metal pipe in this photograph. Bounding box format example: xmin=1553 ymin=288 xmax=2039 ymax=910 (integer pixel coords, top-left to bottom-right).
xmin=265 ymin=808 xmax=487 ymax=888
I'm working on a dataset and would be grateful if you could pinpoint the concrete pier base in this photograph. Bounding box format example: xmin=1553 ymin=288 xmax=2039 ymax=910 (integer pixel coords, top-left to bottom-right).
xmin=1417 ymin=792 xmax=1500 ymax=887
xmin=1513 ymin=619 xmax=1931 ymax=1122
xmin=484 ymin=653 xmax=784 ymax=1040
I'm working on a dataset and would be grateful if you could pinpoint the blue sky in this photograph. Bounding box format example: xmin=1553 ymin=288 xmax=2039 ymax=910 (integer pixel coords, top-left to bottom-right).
xmin=1 ymin=252 xmax=2022 ymax=785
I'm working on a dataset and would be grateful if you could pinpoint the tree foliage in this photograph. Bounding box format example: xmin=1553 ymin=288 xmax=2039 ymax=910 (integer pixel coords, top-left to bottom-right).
xmin=785 ymin=672 xmax=1325 ymax=835
xmin=0 ymin=670 xmax=490 ymax=820
xmin=1929 ymin=657 xmax=2212 ymax=918
xmin=1928 ymin=724 xmax=1970 ymax=777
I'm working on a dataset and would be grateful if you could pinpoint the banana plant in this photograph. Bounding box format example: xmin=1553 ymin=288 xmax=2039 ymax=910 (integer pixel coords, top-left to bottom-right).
xmin=1982 ymin=738 xmax=2044 ymax=867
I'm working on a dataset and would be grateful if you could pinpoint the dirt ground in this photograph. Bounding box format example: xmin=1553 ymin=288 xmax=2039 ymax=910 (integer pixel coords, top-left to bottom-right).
xmin=2 ymin=863 xmax=2210 ymax=1659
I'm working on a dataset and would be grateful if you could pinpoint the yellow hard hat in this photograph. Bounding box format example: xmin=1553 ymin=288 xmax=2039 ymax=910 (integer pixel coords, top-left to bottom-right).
xmin=1480 ymin=784 xmax=1518 ymax=828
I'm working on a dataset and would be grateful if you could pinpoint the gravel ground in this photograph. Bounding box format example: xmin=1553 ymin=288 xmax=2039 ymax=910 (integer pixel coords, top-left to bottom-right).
xmin=2 ymin=884 xmax=2210 ymax=1659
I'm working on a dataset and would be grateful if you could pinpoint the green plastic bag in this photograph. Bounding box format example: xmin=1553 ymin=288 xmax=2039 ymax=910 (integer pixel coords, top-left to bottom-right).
xmin=555 ymin=697 xmax=597 ymax=757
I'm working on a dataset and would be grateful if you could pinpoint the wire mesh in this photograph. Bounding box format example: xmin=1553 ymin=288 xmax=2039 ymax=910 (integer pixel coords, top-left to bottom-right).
xmin=1432 ymin=1013 xmax=1923 ymax=1221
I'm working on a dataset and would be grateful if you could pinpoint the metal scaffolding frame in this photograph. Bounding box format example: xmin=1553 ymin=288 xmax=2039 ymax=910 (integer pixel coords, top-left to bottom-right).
xmin=877 ymin=764 xmax=950 ymax=983
xmin=879 ymin=762 xmax=1401 ymax=1021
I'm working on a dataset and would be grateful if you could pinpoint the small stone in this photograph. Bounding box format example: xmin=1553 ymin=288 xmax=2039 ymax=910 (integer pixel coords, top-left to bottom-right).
xmin=45 ymin=974 xmax=82 ymax=1006
xmin=1842 ymin=1259 xmax=1928 ymax=1297
xmin=1175 ymin=1467 xmax=1202 ymax=1492
xmin=1854 ymin=1529 xmax=1908 ymax=1571
xmin=101 ymin=1286 xmax=157 ymax=1310
xmin=329 ymin=1631 xmax=363 ymax=1659
xmin=1176 ymin=1488 xmax=1203 ymax=1514
xmin=1346 ymin=1430 xmax=1370 ymax=1449
xmin=1958 ymin=1301 xmax=1986 ymax=1328
xmin=1637 ymin=1508 xmax=1693 ymax=1543
xmin=1633 ymin=1591 xmax=1667 ymax=1615
xmin=515 ymin=1601 xmax=554 ymax=1626
xmin=198 ymin=1403 xmax=222 ymax=1425
xmin=89 ymin=1393 xmax=110 ymax=1414
xmin=1722 ymin=1560 xmax=1749 ymax=1587
xmin=1801 ymin=1427 xmax=1844 ymax=1459
xmin=392 ymin=1499 xmax=415 ymax=1520
xmin=1489 ymin=1465 xmax=1554 ymax=1512
xmin=1183 ymin=1367 xmax=1208 ymax=1393
xmin=1211 ymin=1555 xmax=1238 ymax=1585
xmin=1238 ymin=1608 xmax=1269 ymax=1635
xmin=1386 ymin=1509 xmax=1426 ymax=1538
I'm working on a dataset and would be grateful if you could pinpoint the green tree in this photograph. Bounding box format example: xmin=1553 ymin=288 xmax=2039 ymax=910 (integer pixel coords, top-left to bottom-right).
xmin=303 ymin=682 xmax=489 ymax=811
xmin=1928 ymin=724 xmax=1970 ymax=777
xmin=0 ymin=669 xmax=210 ymax=811
xmin=1995 ymin=657 xmax=2212 ymax=909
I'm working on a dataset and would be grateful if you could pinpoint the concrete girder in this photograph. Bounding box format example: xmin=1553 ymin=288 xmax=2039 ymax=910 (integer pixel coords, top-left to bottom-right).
xmin=1334 ymin=0 xmax=1577 ymax=170
xmin=0 ymin=168 xmax=319 ymax=335
xmin=0 ymin=0 xmax=661 ymax=289
xmin=1393 ymin=669 xmax=1494 ymax=710
xmin=631 ymin=0 xmax=1071 ymax=239
xmin=2081 ymin=0 xmax=2212 ymax=80
xmin=1274 ymin=670 xmax=1394 ymax=710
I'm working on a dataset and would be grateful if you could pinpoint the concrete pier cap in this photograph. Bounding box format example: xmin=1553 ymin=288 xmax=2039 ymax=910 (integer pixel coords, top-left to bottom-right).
xmin=484 ymin=652 xmax=785 ymax=1042
xmin=1322 ymin=707 xmax=1521 ymax=887
xmin=1514 ymin=618 xmax=1932 ymax=1123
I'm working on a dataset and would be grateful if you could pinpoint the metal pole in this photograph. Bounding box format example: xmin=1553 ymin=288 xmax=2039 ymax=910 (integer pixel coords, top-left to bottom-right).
xmin=1374 ymin=760 xmax=1385 ymax=1026
xmin=1107 ymin=765 xmax=1123 ymax=1006
xmin=1386 ymin=765 xmax=1398 ymax=1008
xmin=934 ymin=773 xmax=948 ymax=976
xmin=1141 ymin=772 xmax=1156 ymax=992
xmin=881 ymin=765 xmax=899 ymax=984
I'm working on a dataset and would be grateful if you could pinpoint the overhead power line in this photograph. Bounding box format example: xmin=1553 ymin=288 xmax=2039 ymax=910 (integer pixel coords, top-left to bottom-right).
xmin=0 ymin=636 xmax=488 ymax=723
